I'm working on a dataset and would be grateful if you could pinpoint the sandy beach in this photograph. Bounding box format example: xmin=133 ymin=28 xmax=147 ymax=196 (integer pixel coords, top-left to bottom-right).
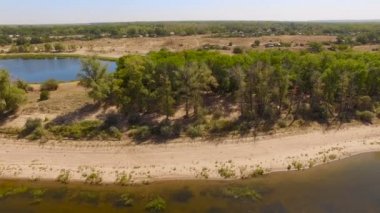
xmin=0 ymin=124 xmax=379 ymax=184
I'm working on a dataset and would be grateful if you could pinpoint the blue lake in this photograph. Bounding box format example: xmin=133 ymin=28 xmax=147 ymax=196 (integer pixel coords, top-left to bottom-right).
xmin=0 ymin=58 xmax=117 ymax=83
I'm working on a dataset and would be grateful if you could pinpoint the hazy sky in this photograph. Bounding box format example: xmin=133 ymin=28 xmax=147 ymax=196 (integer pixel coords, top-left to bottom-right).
xmin=1 ymin=0 xmax=380 ymax=24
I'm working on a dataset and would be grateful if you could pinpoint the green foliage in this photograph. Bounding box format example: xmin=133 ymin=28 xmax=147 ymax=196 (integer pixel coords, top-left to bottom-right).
xmin=145 ymin=196 xmax=166 ymax=213
xmin=128 ymin=126 xmax=152 ymax=141
xmin=118 ymin=192 xmax=134 ymax=207
xmin=56 ymin=170 xmax=71 ymax=184
xmin=0 ymin=70 xmax=26 ymax=115
xmin=115 ymin=172 xmax=133 ymax=186
xmin=40 ymin=79 xmax=59 ymax=91
xmin=0 ymin=186 xmax=28 ymax=199
xmin=376 ymin=107 xmax=380 ymax=119
xmin=233 ymin=46 xmax=244 ymax=54
xmin=39 ymin=90 xmax=50 ymax=101
xmin=20 ymin=118 xmax=45 ymax=140
xmin=15 ymin=80 xmax=33 ymax=92
xmin=356 ymin=96 xmax=373 ymax=111
xmin=54 ymin=43 xmax=66 ymax=52
xmin=208 ymin=118 xmax=234 ymax=133
xmin=48 ymin=120 xmax=120 ymax=140
xmin=222 ymin=187 xmax=262 ymax=201
xmin=78 ymin=57 xmax=116 ymax=104
xmin=85 ymin=171 xmax=103 ymax=185
xmin=356 ymin=111 xmax=375 ymax=124
xmin=308 ymin=42 xmax=324 ymax=53
xmin=186 ymin=125 xmax=205 ymax=138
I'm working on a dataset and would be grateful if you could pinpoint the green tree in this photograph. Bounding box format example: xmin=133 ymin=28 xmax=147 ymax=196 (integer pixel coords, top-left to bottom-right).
xmin=177 ymin=62 xmax=217 ymax=117
xmin=0 ymin=70 xmax=26 ymax=115
xmin=78 ymin=57 xmax=114 ymax=104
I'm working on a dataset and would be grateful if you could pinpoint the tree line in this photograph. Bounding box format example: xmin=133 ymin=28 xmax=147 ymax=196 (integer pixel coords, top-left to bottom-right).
xmin=1 ymin=49 xmax=380 ymax=140
xmin=77 ymin=50 xmax=380 ymax=139
xmin=1 ymin=21 xmax=380 ymax=46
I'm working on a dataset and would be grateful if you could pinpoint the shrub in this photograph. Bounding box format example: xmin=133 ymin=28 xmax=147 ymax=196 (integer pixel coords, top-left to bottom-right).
xmin=145 ymin=196 xmax=166 ymax=213
xmin=185 ymin=125 xmax=205 ymax=138
xmin=156 ymin=121 xmax=180 ymax=138
xmin=39 ymin=90 xmax=50 ymax=101
xmin=356 ymin=96 xmax=373 ymax=111
xmin=277 ymin=119 xmax=288 ymax=128
xmin=56 ymin=170 xmax=71 ymax=184
xmin=222 ymin=187 xmax=262 ymax=201
xmin=218 ymin=164 xmax=236 ymax=179
xmin=48 ymin=120 xmax=102 ymax=140
xmin=27 ymin=126 xmax=48 ymax=141
xmin=15 ymin=80 xmax=33 ymax=92
xmin=308 ymin=42 xmax=324 ymax=53
xmin=115 ymin=172 xmax=133 ymax=186
xmin=233 ymin=46 xmax=244 ymax=54
xmin=376 ymin=107 xmax=380 ymax=119
xmin=20 ymin=118 xmax=43 ymax=138
xmin=356 ymin=111 xmax=375 ymax=123
xmin=40 ymin=79 xmax=59 ymax=91
xmin=85 ymin=172 xmax=103 ymax=185
xmin=128 ymin=126 xmax=151 ymax=141
xmin=0 ymin=70 xmax=26 ymax=115
xmin=108 ymin=126 xmax=122 ymax=140
xmin=118 ymin=192 xmax=134 ymax=207
xmin=208 ymin=118 xmax=233 ymax=133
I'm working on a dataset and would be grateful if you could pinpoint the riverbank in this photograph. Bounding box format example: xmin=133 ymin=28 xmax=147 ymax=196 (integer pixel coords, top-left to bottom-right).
xmin=0 ymin=124 xmax=379 ymax=184
xmin=0 ymin=53 xmax=118 ymax=61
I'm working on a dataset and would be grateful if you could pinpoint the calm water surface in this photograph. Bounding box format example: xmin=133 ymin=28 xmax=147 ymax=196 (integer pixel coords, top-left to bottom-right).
xmin=0 ymin=152 xmax=379 ymax=213
xmin=0 ymin=58 xmax=117 ymax=83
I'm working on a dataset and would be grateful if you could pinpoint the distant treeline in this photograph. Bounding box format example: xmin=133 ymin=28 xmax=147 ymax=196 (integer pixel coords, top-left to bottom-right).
xmin=1 ymin=21 xmax=380 ymax=46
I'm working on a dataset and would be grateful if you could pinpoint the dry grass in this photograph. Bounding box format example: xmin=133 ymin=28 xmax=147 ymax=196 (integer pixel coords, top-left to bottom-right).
xmin=2 ymin=82 xmax=92 ymax=128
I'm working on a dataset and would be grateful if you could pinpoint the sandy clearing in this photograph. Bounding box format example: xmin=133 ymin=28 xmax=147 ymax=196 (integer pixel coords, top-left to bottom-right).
xmin=0 ymin=124 xmax=379 ymax=184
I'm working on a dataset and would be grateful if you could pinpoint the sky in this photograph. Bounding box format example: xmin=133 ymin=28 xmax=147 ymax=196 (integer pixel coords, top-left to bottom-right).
xmin=1 ymin=0 xmax=380 ymax=25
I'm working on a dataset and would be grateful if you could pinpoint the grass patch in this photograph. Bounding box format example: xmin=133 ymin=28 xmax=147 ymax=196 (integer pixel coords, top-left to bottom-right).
xmin=145 ymin=196 xmax=166 ymax=213
xmin=222 ymin=187 xmax=262 ymax=201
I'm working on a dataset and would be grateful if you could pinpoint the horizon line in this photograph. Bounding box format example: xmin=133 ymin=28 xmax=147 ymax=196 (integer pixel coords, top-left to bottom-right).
xmin=1 ymin=19 xmax=380 ymax=26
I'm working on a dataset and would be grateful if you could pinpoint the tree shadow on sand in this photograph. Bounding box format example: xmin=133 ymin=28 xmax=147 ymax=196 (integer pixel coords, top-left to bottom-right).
xmin=48 ymin=103 xmax=101 ymax=125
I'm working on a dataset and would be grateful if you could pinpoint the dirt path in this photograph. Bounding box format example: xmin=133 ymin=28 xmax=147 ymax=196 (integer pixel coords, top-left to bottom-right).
xmin=0 ymin=124 xmax=379 ymax=184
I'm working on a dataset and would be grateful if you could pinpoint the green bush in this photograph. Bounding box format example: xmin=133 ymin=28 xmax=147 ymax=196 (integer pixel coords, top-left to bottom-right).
xmin=208 ymin=118 xmax=233 ymax=133
xmin=356 ymin=96 xmax=373 ymax=111
xmin=15 ymin=80 xmax=33 ymax=92
xmin=40 ymin=79 xmax=59 ymax=91
xmin=376 ymin=107 xmax=380 ymax=119
xmin=108 ymin=126 xmax=122 ymax=140
xmin=186 ymin=125 xmax=205 ymax=138
xmin=156 ymin=121 xmax=180 ymax=138
xmin=145 ymin=196 xmax=166 ymax=213
xmin=48 ymin=120 xmax=102 ymax=140
xmin=27 ymin=127 xmax=47 ymax=141
xmin=233 ymin=46 xmax=244 ymax=54
xmin=128 ymin=126 xmax=151 ymax=141
xmin=21 ymin=118 xmax=42 ymax=136
xmin=356 ymin=111 xmax=375 ymax=123
xmin=0 ymin=70 xmax=26 ymax=115
xmin=39 ymin=90 xmax=50 ymax=101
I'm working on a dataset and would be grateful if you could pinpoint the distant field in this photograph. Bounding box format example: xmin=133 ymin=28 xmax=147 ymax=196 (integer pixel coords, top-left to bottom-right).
xmin=1 ymin=35 xmax=339 ymax=58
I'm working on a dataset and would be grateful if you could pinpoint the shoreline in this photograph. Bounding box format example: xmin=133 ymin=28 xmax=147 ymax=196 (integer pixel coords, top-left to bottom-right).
xmin=0 ymin=53 xmax=118 ymax=61
xmin=0 ymin=124 xmax=379 ymax=185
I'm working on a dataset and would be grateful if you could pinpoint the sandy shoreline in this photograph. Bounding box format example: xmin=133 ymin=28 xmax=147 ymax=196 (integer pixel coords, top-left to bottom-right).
xmin=0 ymin=124 xmax=380 ymax=184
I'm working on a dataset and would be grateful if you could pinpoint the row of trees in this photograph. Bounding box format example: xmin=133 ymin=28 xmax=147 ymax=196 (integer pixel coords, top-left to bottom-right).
xmin=1 ymin=22 xmax=380 ymax=46
xmin=7 ymin=43 xmax=76 ymax=54
xmin=79 ymin=50 xmax=380 ymax=132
